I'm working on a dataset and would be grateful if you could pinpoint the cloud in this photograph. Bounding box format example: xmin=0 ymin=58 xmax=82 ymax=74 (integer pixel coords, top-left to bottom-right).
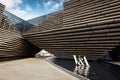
xmin=46 ymin=1 xmax=52 ymax=6
xmin=0 ymin=0 xmax=67 ymax=20
xmin=0 ymin=0 xmax=22 ymax=9
xmin=0 ymin=0 xmax=33 ymax=20
xmin=26 ymin=4 xmax=32 ymax=11
xmin=43 ymin=0 xmax=52 ymax=9
xmin=43 ymin=0 xmax=65 ymax=11
xmin=9 ymin=8 xmax=27 ymax=18
xmin=52 ymin=3 xmax=61 ymax=10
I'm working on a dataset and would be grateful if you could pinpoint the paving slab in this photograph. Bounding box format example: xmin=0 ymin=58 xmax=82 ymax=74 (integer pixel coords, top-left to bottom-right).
xmin=0 ymin=58 xmax=80 ymax=80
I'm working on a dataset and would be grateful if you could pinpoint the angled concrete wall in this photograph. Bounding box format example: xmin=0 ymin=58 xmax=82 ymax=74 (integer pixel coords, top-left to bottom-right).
xmin=23 ymin=0 xmax=120 ymax=60
xmin=0 ymin=3 xmax=41 ymax=57
xmin=0 ymin=28 xmax=41 ymax=57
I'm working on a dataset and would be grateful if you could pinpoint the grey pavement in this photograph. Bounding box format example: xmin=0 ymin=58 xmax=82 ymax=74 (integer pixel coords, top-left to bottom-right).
xmin=0 ymin=58 xmax=80 ymax=80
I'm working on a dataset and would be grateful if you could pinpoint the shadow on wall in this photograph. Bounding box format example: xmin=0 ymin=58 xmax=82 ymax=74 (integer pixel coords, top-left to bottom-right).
xmin=109 ymin=45 xmax=120 ymax=61
xmin=21 ymin=39 xmax=42 ymax=57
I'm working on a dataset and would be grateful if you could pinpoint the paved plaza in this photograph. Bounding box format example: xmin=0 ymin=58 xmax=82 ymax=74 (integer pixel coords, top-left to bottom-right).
xmin=0 ymin=58 xmax=80 ymax=80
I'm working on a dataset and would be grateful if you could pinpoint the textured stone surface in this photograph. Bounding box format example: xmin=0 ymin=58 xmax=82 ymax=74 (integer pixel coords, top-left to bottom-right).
xmin=0 ymin=3 xmax=40 ymax=57
xmin=23 ymin=0 xmax=120 ymax=60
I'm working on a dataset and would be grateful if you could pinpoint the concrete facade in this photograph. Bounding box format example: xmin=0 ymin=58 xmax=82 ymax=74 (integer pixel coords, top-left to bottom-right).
xmin=0 ymin=3 xmax=40 ymax=57
xmin=0 ymin=0 xmax=120 ymax=60
xmin=23 ymin=0 xmax=120 ymax=60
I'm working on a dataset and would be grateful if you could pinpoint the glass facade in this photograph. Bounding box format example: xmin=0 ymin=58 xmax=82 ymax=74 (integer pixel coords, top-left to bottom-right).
xmin=4 ymin=10 xmax=34 ymax=32
xmin=27 ymin=11 xmax=62 ymax=26
xmin=25 ymin=11 xmax=63 ymax=33
xmin=3 ymin=10 xmax=62 ymax=32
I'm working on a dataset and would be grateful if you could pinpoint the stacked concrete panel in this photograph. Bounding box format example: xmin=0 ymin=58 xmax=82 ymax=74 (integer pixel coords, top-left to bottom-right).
xmin=24 ymin=0 xmax=120 ymax=60
xmin=0 ymin=27 xmax=41 ymax=57
xmin=0 ymin=3 xmax=18 ymax=32
xmin=0 ymin=3 xmax=40 ymax=57
xmin=0 ymin=3 xmax=5 ymax=27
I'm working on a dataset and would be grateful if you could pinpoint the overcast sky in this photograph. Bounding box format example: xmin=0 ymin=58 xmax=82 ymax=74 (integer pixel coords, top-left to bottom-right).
xmin=0 ymin=0 xmax=68 ymax=20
